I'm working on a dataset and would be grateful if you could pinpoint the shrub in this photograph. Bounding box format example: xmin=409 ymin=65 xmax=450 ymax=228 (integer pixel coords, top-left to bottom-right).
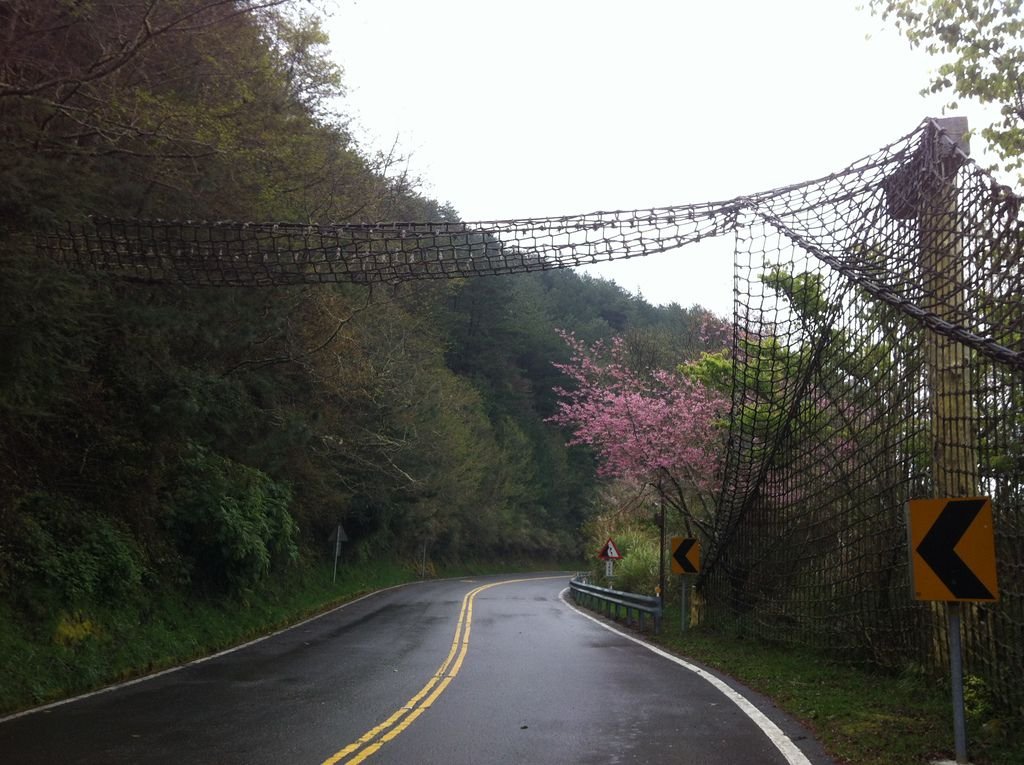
xmin=606 ymin=526 xmax=660 ymax=596
xmin=167 ymin=443 xmax=298 ymax=594
xmin=2 ymin=492 xmax=145 ymax=607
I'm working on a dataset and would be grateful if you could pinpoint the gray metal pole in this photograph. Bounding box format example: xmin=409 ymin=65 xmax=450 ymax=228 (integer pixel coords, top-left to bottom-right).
xmin=681 ymin=577 xmax=689 ymax=632
xmin=658 ymin=496 xmax=666 ymax=610
xmin=948 ymin=602 xmax=969 ymax=763
xmin=332 ymin=525 xmax=341 ymax=584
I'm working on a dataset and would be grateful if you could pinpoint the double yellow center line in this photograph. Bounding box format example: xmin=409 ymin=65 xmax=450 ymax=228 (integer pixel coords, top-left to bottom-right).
xmin=321 ymin=576 xmax=557 ymax=765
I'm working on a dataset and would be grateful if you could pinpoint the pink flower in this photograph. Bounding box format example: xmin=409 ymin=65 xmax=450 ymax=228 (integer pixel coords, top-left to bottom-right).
xmin=549 ymin=330 xmax=727 ymax=494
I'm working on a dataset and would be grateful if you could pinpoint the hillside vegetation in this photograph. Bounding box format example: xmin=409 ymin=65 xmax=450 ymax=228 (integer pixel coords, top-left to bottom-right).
xmin=0 ymin=0 xmax=713 ymax=710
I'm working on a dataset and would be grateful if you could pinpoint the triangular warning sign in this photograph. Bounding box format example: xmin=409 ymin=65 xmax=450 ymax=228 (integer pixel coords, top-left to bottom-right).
xmin=598 ymin=538 xmax=622 ymax=560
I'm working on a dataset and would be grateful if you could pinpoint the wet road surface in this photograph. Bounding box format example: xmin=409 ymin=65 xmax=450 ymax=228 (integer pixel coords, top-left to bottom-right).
xmin=0 ymin=574 xmax=836 ymax=764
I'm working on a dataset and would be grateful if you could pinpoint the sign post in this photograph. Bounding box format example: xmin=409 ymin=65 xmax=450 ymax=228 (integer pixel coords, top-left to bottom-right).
xmin=907 ymin=497 xmax=998 ymax=764
xmin=670 ymin=537 xmax=700 ymax=632
xmin=657 ymin=494 xmax=666 ymax=611
xmin=329 ymin=523 xmax=348 ymax=584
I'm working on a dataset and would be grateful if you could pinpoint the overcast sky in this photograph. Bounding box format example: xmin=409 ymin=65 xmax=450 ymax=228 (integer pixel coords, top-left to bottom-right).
xmin=325 ymin=0 xmax=989 ymax=316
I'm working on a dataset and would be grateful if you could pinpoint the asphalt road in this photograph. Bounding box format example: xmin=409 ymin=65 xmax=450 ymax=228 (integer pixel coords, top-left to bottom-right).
xmin=0 ymin=574 xmax=836 ymax=764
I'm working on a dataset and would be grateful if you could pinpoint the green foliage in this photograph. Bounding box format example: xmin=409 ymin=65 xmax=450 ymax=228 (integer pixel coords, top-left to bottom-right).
xmin=963 ymin=673 xmax=997 ymax=722
xmin=605 ymin=528 xmax=660 ymax=596
xmin=761 ymin=266 xmax=829 ymax=320
xmin=869 ymin=0 xmax=1024 ymax=183
xmin=166 ymin=443 xmax=298 ymax=593
xmin=2 ymin=493 xmax=145 ymax=607
xmin=682 ymin=350 xmax=733 ymax=394
xmin=263 ymin=10 xmax=344 ymax=118
xmin=0 ymin=256 xmax=105 ymax=418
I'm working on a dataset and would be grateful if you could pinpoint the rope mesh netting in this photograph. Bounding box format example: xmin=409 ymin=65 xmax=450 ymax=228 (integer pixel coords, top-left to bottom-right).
xmin=709 ymin=122 xmax=1024 ymax=716
xmin=34 ymin=120 xmax=1024 ymax=711
xmin=35 ymin=205 xmax=740 ymax=286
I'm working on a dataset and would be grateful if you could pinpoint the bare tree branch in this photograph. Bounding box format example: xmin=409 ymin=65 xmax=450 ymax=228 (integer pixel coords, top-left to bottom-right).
xmin=0 ymin=1 xmax=290 ymax=98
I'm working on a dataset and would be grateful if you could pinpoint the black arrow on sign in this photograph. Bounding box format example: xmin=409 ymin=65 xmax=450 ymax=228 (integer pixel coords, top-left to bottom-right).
xmin=916 ymin=499 xmax=993 ymax=600
xmin=673 ymin=539 xmax=698 ymax=574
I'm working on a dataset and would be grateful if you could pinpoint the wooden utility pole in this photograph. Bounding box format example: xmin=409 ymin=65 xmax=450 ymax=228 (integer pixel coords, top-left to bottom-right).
xmin=919 ymin=117 xmax=977 ymax=500
xmin=919 ymin=117 xmax=976 ymax=765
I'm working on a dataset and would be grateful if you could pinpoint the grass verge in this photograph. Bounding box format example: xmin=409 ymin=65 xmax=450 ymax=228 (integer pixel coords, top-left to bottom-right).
xmin=646 ymin=603 xmax=1024 ymax=765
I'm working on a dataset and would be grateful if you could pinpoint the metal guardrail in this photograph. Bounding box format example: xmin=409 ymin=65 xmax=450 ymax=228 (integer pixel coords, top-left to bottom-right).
xmin=569 ymin=576 xmax=662 ymax=634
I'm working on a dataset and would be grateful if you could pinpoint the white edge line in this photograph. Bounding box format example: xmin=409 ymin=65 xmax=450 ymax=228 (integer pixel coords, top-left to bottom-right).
xmin=0 ymin=580 xmax=420 ymax=725
xmin=559 ymin=587 xmax=814 ymax=765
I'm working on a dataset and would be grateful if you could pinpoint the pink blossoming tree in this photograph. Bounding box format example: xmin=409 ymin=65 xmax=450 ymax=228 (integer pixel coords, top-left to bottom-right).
xmin=549 ymin=330 xmax=728 ymax=535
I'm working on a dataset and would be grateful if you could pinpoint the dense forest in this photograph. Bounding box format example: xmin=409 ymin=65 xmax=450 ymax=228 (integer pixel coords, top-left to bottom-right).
xmin=0 ymin=0 xmax=718 ymax=695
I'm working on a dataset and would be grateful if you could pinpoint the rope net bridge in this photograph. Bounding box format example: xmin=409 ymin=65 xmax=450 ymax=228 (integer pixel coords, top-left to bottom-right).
xmin=36 ymin=119 xmax=1024 ymax=712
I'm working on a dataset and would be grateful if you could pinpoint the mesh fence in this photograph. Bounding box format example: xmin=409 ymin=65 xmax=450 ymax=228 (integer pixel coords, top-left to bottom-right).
xmin=707 ymin=120 xmax=1024 ymax=715
xmin=33 ymin=119 xmax=1024 ymax=711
